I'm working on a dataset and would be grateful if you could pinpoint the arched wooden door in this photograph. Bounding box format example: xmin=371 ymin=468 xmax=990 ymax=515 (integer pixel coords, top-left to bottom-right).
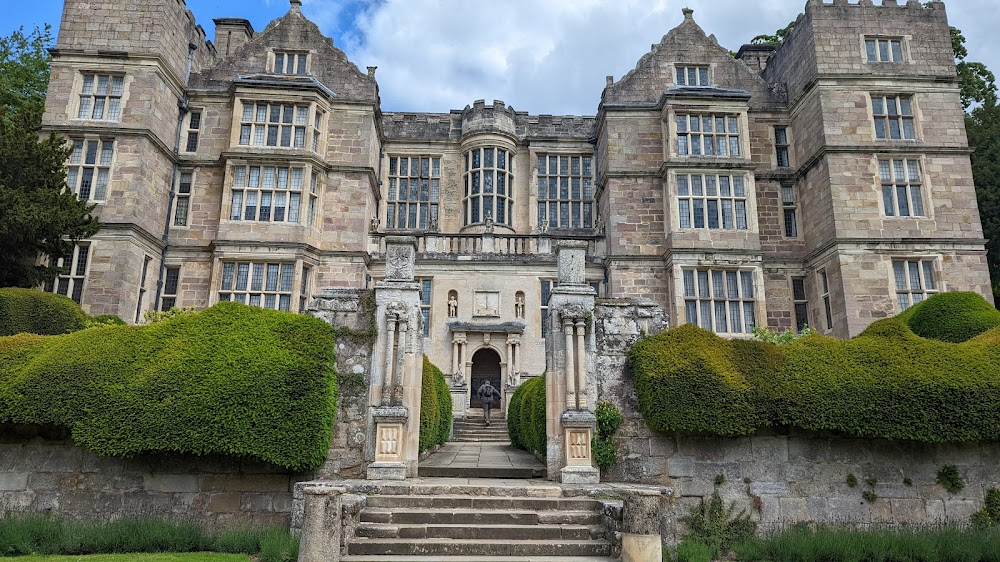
xmin=470 ymin=348 xmax=502 ymax=409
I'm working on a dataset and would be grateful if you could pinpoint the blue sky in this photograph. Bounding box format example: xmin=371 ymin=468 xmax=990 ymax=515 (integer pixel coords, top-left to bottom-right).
xmin=5 ymin=0 xmax=999 ymax=115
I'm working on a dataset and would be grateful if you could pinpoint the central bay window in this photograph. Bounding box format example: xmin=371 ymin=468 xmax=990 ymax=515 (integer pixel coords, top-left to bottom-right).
xmin=464 ymin=146 xmax=513 ymax=227
xmin=879 ymin=158 xmax=925 ymax=217
xmin=676 ymin=113 xmax=741 ymax=157
xmin=682 ymin=268 xmax=757 ymax=335
xmin=238 ymin=101 xmax=324 ymax=151
xmin=537 ymin=154 xmax=594 ymax=229
xmin=229 ymin=164 xmax=318 ymax=223
xmin=387 ymin=156 xmax=440 ymax=229
xmin=676 ymin=173 xmax=749 ymax=230
xmin=219 ymin=261 xmax=300 ymax=311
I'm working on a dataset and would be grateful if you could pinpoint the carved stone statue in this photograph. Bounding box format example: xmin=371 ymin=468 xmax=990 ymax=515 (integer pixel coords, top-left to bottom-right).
xmin=514 ymin=295 xmax=525 ymax=319
xmin=484 ymin=211 xmax=495 ymax=234
xmin=595 ymin=215 xmax=605 ymax=235
xmin=447 ymin=295 xmax=458 ymax=318
xmin=453 ymin=367 xmax=465 ymax=387
xmin=507 ymin=370 xmax=520 ymax=388
xmin=370 ymin=216 xmax=380 ymax=232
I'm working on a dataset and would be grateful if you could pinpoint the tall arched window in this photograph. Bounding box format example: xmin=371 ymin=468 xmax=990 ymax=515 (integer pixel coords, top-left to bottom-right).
xmin=464 ymin=146 xmax=513 ymax=227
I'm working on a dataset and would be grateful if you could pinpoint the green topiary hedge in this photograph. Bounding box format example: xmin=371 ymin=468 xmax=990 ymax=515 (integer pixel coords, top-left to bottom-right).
xmin=508 ymin=375 xmax=546 ymax=456
xmin=630 ymin=312 xmax=1000 ymax=443
xmin=0 ymin=302 xmax=338 ymax=471
xmin=899 ymin=292 xmax=1000 ymax=343
xmin=419 ymin=356 xmax=452 ymax=452
xmin=0 ymin=288 xmax=90 ymax=336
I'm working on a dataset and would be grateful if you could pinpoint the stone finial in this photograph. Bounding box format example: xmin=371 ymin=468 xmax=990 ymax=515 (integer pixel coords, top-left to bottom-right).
xmin=367 ymin=66 xmax=377 ymax=78
xmin=606 ymin=75 xmax=614 ymax=87
xmin=682 ymin=7 xmax=694 ymax=20
xmin=290 ymin=0 xmax=302 ymax=13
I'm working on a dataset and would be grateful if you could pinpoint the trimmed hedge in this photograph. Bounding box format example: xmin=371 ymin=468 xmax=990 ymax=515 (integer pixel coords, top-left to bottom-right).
xmin=508 ymin=375 xmax=546 ymax=456
xmin=0 ymin=302 xmax=338 ymax=471
xmin=630 ymin=312 xmax=1000 ymax=443
xmin=419 ymin=356 xmax=452 ymax=452
xmin=899 ymin=291 xmax=1000 ymax=343
xmin=0 ymin=288 xmax=90 ymax=336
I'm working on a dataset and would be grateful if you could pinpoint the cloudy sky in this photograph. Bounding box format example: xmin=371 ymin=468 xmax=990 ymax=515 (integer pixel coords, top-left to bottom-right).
xmin=6 ymin=0 xmax=1000 ymax=115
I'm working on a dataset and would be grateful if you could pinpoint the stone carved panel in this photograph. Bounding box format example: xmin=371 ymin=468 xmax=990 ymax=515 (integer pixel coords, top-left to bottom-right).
xmin=375 ymin=423 xmax=404 ymax=462
xmin=385 ymin=245 xmax=415 ymax=281
xmin=473 ymin=291 xmax=500 ymax=317
xmin=559 ymin=303 xmax=590 ymax=323
xmin=566 ymin=428 xmax=592 ymax=466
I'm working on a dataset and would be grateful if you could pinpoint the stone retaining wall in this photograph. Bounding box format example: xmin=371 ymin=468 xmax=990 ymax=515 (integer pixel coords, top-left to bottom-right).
xmin=593 ymin=298 xmax=999 ymax=542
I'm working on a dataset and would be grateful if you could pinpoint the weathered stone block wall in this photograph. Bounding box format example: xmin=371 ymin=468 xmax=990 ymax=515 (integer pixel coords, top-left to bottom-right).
xmin=593 ymin=299 xmax=998 ymax=542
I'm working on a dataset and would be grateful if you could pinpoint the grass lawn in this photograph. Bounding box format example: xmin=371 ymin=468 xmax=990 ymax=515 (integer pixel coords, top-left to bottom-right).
xmin=2 ymin=555 xmax=249 ymax=562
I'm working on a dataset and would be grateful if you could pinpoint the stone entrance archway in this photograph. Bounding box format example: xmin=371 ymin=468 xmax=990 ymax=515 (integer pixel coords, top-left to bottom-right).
xmin=469 ymin=348 xmax=502 ymax=409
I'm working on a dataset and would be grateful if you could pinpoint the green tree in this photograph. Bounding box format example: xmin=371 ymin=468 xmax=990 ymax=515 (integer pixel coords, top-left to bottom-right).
xmin=0 ymin=26 xmax=100 ymax=288
xmin=750 ymin=21 xmax=794 ymax=46
xmin=952 ymin=27 xmax=997 ymax=110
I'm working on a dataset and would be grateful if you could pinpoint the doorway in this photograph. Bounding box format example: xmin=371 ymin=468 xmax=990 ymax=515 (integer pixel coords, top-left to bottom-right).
xmin=470 ymin=348 xmax=502 ymax=409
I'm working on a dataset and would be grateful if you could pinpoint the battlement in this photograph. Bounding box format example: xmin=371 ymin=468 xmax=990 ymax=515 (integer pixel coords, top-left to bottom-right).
xmin=461 ymin=99 xmax=518 ymax=140
xmin=806 ymin=0 xmax=944 ymax=11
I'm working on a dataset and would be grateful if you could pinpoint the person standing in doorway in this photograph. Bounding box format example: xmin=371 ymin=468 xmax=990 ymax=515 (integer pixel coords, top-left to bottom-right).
xmin=477 ymin=380 xmax=499 ymax=426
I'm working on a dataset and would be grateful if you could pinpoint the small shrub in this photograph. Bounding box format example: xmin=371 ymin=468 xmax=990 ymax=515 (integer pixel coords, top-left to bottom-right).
xmin=593 ymin=400 xmax=623 ymax=470
xmin=674 ymin=538 xmax=716 ymax=562
xmin=752 ymin=324 xmax=814 ymax=345
xmin=714 ymin=474 xmax=726 ymax=487
xmin=0 ymin=288 xmax=90 ymax=336
xmin=847 ymin=473 xmax=858 ymax=488
xmin=937 ymin=465 xmax=965 ymax=494
xmin=258 ymin=527 xmax=299 ymax=562
xmin=903 ymin=477 xmax=913 ymax=487
xmin=972 ymin=488 xmax=1000 ymax=528
xmin=680 ymin=491 xmax=756 ymax=555
xmin=508 ymin=375 xmax=546 ymax=456
xmin=419 ymin=357 xmax=452 ymax=452
xmin=902 ymin=292 xmax=1000 ymax=343
xmin=862 ymin=490 xmax=878 ymax=503
xmin=88 ymin=314 xmax=127 ymax=327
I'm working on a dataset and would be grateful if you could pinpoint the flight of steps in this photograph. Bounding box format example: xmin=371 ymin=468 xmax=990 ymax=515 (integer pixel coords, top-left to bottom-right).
xmin=342 ymin=489 xmax=616 ymax=561
xmin=453 ymin=412 xmax=510 ymax=442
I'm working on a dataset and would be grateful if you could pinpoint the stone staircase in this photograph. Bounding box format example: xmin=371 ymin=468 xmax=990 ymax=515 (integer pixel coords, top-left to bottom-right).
xmin=341 ymin=486 xmax=617 ymax=561
xmin=453 ymin=412 xmax=511 ymax=442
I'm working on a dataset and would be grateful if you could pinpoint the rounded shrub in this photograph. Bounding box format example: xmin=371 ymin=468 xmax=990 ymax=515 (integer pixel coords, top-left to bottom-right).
xmin=508 ymin=375 xmax=546 ymax=456
xmin=0 ymin=288 xmax=90 ymax=336
xmin=901 ymin=292 xmax=1000 ymax=343
xmin=419 ymin=357 xmax=452 ymax=452
xmin=629 ymin=324 xmax=767 ymax=436
xmin=0 ymin=302 xmax=338 ymax=471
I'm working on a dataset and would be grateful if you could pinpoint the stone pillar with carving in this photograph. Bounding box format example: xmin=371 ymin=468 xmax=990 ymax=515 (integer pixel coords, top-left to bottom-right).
xmin=367 ymin=236 xmax=423 ymax=480
xmin=545 ymin=240 xmax=599 ymax=484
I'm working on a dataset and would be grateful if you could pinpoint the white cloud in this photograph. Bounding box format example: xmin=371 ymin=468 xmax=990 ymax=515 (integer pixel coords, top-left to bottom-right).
xmin=301 ymin=0 xmax=1000 ymax=115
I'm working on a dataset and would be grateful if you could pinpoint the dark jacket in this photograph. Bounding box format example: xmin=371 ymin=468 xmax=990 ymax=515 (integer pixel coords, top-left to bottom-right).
xmin=477 ymin=382 xmax=498 ymax=404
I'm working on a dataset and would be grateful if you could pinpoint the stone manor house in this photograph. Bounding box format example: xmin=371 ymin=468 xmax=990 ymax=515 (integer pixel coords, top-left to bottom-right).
xmin=42 ymin=0 xmax=993 ymax=406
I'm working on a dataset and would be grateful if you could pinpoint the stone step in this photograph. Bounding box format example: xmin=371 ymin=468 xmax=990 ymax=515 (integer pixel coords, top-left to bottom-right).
xmin=364 ymin=494 xmax=602 ymax=511
xmin=453 ymin=438 xmax=514 ymax=443
xmin=417 ymin=465 xmax=546 ymax=479
xmin=356 ymin=522 xmax=603 ymax=540
xmin=368 ymin=483 xmax=564 ymax=497
xmin=340 ymin=554 xmax=614 ymax=562
xmin=347 ymin=538 xmax=612 ymax=557
xmin=360 ymin=508 xmax=603 ymax=526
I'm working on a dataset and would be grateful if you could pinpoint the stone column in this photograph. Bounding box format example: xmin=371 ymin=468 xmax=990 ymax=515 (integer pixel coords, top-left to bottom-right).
xmin=297 ymin=486 xmax=345 ymax=562
xmin=452 ymin=339 xmax=460 ymax=377
xmin=622 ymin=489 xmax=664 ymax=562
xmin=368 ymin=236 xmax=422 ymax=479
xmin=545 ymin=240 xmax=599 ymax=484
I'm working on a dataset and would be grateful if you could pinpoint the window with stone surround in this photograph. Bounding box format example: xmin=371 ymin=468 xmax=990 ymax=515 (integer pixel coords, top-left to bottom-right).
xmin=775 ymin=127 xmax=790 ymax=168
xmin=183 ymin=111 xmax=201 ymax=153
xmin=218 ymin=261 xmax=298 ymax=311
xmin=43 ymin=244 xmax=89 ymax=305
xmin=872 ymin=95 xmax=916 ymax=140
xmin=229 ymin=165 xmax=316 ymax=223
xmin=819 ymin=269 xmax=833 ymax=330
xmin=540 ymin=279 xmax=552 ymax=338
xmin=173 ymin=170 xmax=193 ymax=227
xmin=792 ymin=277 xmax=809 ymax=333
xmin=675 ymin=65 xmax=709 ymax=87
xmin=67 ymin=139 xmax=114 ymax=203
xmin=464 ymin=146 xmax=513 ymax=227
xmin=298 ymin=267 xmax=311 ymax=313
xmin=536 ymin=154 xmax=594 ymax=229
xmin=419 ymin=278 xmax=432 ymax=337
xmin=866 ymin=37 xmax=903 ymax=63
xmin=135 ymin=256 xmax=152 ymax=324
xmin=161 ymin=266 xmax=180 ymax=311
xmin=387 ymin=156 xmax=440 ymax=230
xmin=893 ymin=259 xmax=938 ymax=312
xmin=238 ymin=101 xmax=320 ymax=150
xmin=77 ymin=73 xmax=124 ymax=121
xmin=676 ymin=114 xmax=741 ymax=157
xmin=879 ymin=158 xmax=925 ymax=217
xmin=676 ymin=173 xmax=748 ymax=230
xmin=273 ymin=51 xmax=308 ymax=75
xmin=682 ymin=269 xmax=757 ymax=335
xmin=781 ymin=183 xmax=798 ymax=238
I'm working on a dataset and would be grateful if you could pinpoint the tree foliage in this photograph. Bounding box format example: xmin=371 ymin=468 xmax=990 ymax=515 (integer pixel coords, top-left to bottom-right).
xmin=0 ymin=26 xmax=100 ymax=288
xmin=952 ymin=27 xmax=997 ymax=110
xmin=750 ymin=21 xmax=794 ymax=46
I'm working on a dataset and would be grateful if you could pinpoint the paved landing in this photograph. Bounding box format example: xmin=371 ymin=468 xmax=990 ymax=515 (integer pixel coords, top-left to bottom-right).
xmin=419 ymin=442 xmax=547 ymax=479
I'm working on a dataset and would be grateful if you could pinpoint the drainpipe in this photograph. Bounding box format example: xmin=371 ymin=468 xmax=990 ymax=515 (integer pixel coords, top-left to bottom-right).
xmin=152 ymin=42 xmax=197 ymax=314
